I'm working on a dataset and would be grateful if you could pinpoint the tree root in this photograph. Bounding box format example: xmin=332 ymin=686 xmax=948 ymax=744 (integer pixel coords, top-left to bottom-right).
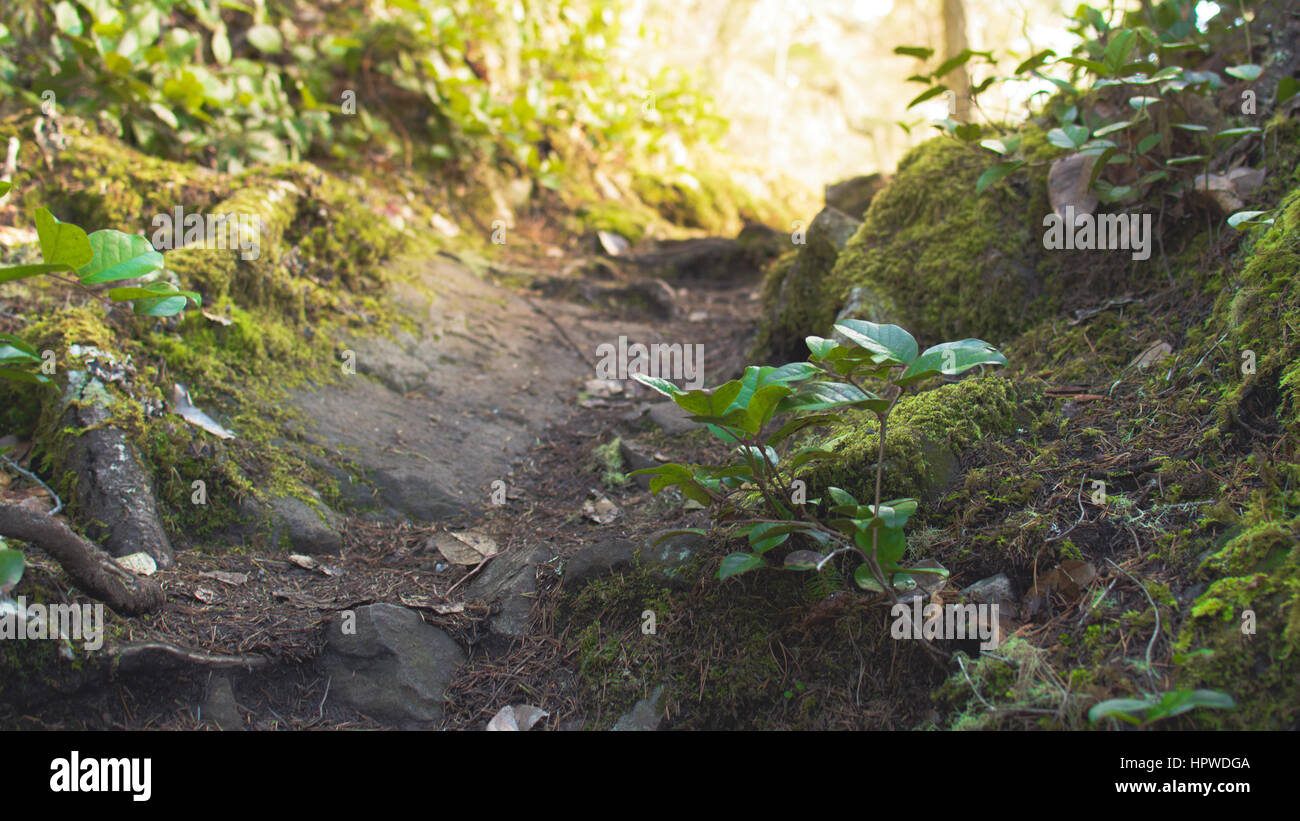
xmin=0 ymin=503 xmax=165 ymax=614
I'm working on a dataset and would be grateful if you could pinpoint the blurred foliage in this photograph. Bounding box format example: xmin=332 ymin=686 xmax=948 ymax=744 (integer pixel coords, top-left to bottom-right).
xmin=0 ymin=0 xmax=725 ymax=179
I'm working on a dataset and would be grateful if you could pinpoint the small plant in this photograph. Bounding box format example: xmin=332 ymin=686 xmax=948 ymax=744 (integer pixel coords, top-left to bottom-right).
xmin=0 ymin=193 xmax=199 ymax=384
xmin=1089 ymin=687 xmax=1235 ymax=728
xmin=632 ymin=320 xmax=1007 ymax=599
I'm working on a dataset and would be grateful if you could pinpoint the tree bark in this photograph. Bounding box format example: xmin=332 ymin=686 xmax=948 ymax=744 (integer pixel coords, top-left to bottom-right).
xmin=942 ymin=0 xmax=972 ymax=121
xmin=0 ymin=503 xmax=165 ymax=615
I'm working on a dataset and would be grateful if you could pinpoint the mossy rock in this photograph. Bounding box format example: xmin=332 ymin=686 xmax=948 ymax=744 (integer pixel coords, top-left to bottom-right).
xmin=1207 ymin=180 xmax=1300 ymax=438
xmin=1174 ymin=487 xmax=1300 ymax=729
xmin=752 ymin=207 xmax=861 ymax=362
xmin=803 ymin=376 xmax=1042 ymax=505
xmin=825 ymin=128 xmax=1060 ymax=349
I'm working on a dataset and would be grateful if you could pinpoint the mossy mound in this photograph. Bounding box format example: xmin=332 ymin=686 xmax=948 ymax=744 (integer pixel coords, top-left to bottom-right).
xmin=828 ymin=128 xmax=1059 ymax=348
xmin=803 ymin=376 xmax=1042 ymax=506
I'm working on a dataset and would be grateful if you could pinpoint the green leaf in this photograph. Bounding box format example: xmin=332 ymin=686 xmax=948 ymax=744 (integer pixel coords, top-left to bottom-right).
xmin=783 ymin=550 xmax=824 ymax=571
xmin=853 ymin=564 xmax=885 ymax=592
xmin=78 ymin=230 xmax=164 ymax=284
xmin=906 ymin=84 xmax=948 ymax=110
xmin=0 ymin=333 xmax=41 ymax=363
xmin=0 ymin=263 xmax=72 ymax=283
xmin=1058 ymin=56 xmax=1109 ymax=76
xmin=633 ymin=373 xmax=683 ymax=398
xmin=1224 ymin=64 xmax=1262 ymax=82
xmin=1127 ymin=96 xmax=1161 ymax=110
xmin=0 ymin=547 xmax=23 ymax=591
xmin=34 ymin=208 xmax=93 ymax=269
xmin=976 ymin=160 xmax=1025 ymax=193
xmin=893 ymin=45 xmax=934 ymax=61
xmin=211 ymin=26 xmax=231 ymax=63
xmin=247 ymin=24 xmax=283 ymax=54
xmin=833 ymin=320 xmax=918 ymax=366
xmin=1278 ymin=76 xmax=1299 ymax=105
xmin=1088 ymin=698 xmax=1151 ymax=724
xmin=0 ymin=367 xmax=52 ymax=385
xmin=1102 ymin=29 xmax=1137 ymax=73
xmin=718 ymin=552 xmax=765 ymax=580
xmin=649 ymin=528 xmax=708 ymax=546
xmin=933 ymin=50 xmax=973 ymax=80
xmin=1136 ymin=133 xmax=1161 ymax=154
xmin=777 ymin=381 xmax=879 ymax=413
xmin=0 ymin=181 xmax=10 ymax=197
xmin=1227 ymin=210 xmax=1273 ymax=228
xmin=1014 ymin=50 xmax=1055 ymax=75
xmin=1214 ymin=127 xmax=1262 ymax=140
xmin=1166 ymin=155 xmax=1207 ymax=166
xmin=132 ymin=295 xmax=191 ymax=316
xmin=1047 ymin=125 xmax=1089 ymax=150
xmin=1091 ymin=120 xmax=1132 ymax=137
xmin=895 ymin=339 xmax=1008 ymax=386
xmin=1171 ymin=122 xmax=1209 ymax=132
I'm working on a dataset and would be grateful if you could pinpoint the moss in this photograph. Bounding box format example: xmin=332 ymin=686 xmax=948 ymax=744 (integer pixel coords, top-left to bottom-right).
xmin=825 ymin=126 xmax=1060 ymax=349
xmin=804 ymin=376 xmax=1041 ymax=504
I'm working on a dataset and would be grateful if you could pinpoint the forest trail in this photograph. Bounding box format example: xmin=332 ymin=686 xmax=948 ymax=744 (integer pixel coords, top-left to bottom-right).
xmin=8 ymin=235 xmax=769 ymax=730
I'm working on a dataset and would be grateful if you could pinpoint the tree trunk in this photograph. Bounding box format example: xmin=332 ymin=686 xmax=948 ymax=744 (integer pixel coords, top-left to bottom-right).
xmin=942 ymin=0 xmax=972 ymax=121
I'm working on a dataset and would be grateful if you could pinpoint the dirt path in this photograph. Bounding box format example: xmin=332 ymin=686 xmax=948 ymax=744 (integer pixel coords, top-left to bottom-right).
xmin=2 ymin=239 xmax=767 ymax=731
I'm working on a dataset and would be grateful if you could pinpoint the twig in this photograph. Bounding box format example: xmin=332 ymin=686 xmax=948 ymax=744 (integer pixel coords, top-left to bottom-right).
xmin=446 ymin=552 xmax=497 ymax=596
xmin=1 ymin=453 xmax=63 ymax=515
xmin=319 ymin=676 xmax=332 ymax=721
xmin=1106 ymin=557 xmax=1160 ymax=691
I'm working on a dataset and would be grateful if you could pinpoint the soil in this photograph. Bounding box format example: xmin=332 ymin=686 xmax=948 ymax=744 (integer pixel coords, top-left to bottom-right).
xmin=0 ymin=230 xmax=767 ymax=731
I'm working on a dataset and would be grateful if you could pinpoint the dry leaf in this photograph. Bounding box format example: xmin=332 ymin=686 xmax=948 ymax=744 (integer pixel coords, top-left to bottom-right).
xmin=287 ymin=554 xmax=342 ymax=577
xmin=193 ymin=586 xmax=219 ymax=604
xmin=1130 ymin=340 xmax=1172 ymax=370
xmin=434 ymin=530 xmax=499 ymax=565
xmin=582 ymin=496 xmax=620 ymax=525
xmin=1048 ymin=153 xmax=1099 ymax=222
xmin=199 ymin=570 xmax=247 ymax=586
xmin=172 ymin=383 xmax=236 ymax=440
xmin=486 ymin=704 xmax=549 ymax=731
xmin=117 ymin=552 xmax=158 ymax=576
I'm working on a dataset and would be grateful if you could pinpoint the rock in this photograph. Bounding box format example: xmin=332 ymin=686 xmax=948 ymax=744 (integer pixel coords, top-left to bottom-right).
xmin=1226 ymin=166 xmax=1265 ymax=196
xmin=610 ymin=278 xmax=677 ymax=319
xmin=612 ymin=685 xmax=665 ymax=731
xmin=646 ymin=401 xmax=698 ymax=435
xmin=346 ymin=333 xmax=435 ymax=396
xmin=321 ymin=604 xmax=465 ymax=727
xmin=833 ymin=283 xmax=894 ymax=335
xmin=201 ymin=674 xmax=243 ymax=731
xmin=824 ymin=174 xmax=888 ymax=219
xmin=561 ymin=539 xmax=637 ymax=589
xmin=757 ymin=206 xmax=863 ymax=361
xmin=268 ymin=494 xmax=343 ymax=555
xmin=638 ymin=529 xmax=709 ymax=588
xmin=465 ymin=546 xmax=547 ymax=650
xmin=962 ymin=573 xmax=1016 ymax=606
xmin=619 ymin=440 xmax=658 ymax=489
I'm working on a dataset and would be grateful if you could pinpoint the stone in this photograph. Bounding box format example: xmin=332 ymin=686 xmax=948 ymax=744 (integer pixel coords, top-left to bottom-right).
xmin=268 ymin=494 xmax=343 ymax=555
xmin=638 ymin=529 xmax=709 ymax=588
xmin=824 ymin=173 xmax=888 ymax=220
xmin=561 ymin=539 xmax=637 ymax=589
xmin=646 ymin=401 xmax=698 ymax=435
xmin=619 ymin=440 xmax=658 ymax=489
xmin=346 ymin=333 xmax=435 ymax=396
xmin=201 ymin=674 xmax=243 ymax=731
xmin=321 ymin=603 xmax=465 ymax=727
xmin=465 ymin=546 xmax=548 ymax=650
xmin=612 ymin=685 xmax=665 ymax=731
xmin=961 ymin=573 xmax=1016 ymax=606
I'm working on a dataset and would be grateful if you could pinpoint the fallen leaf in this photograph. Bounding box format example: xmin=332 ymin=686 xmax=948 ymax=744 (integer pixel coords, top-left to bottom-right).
xmin=117 ymin=552 xmax=158 ymax=576
xmin=486 ymin=703 xmax=549 ymax=731
xmin=1130 ymin=340 xmax=1173 ymax=370
xmin=1048 ymin=153 xmax=1099 ymax=222
xmin=199 ymin=570 xmax=247 ymax=586
xmin=193 ymin=586 xmax=219 ymax=604
xmin=582 ymin=496 xmax=620 ymax=525
xmin=201 ymin=310 xmax=233 ymax=326
xmin=287 ymin=554 xmax=342 ymax=577
xmin=434 ymin=530 xmax=500 ymax=565
xmin=171 ymin=383 xmax=236 ymax=440
xmin=583 ymin=379 xmax=623 ymax=398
